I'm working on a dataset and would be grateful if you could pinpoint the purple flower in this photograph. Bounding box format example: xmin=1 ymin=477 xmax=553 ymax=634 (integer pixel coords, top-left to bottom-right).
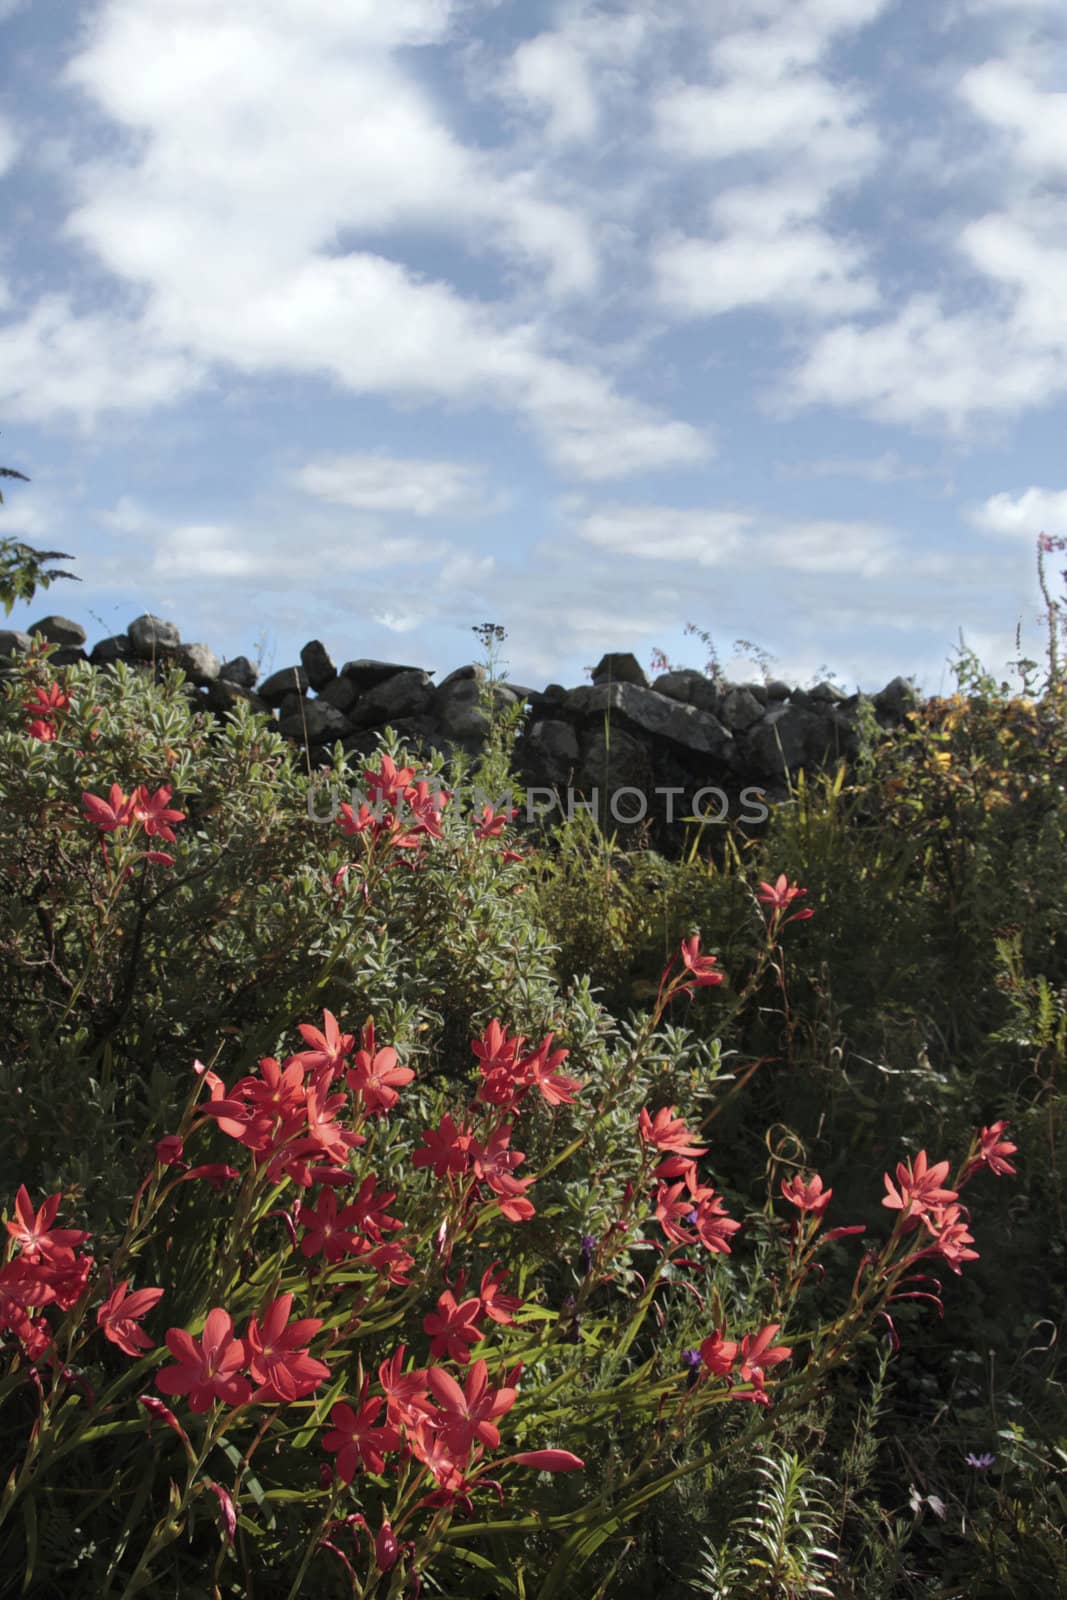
xmin=965 ymin=1452 xmax=995 ymax=1470
xmin=680 ymin=1348 xmax=702 ymax=1369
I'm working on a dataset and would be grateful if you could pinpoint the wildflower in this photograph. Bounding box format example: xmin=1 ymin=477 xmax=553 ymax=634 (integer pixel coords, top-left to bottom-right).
xmin=322 ymin=1395 xmax=401 ymax=1480
xmin=82 ymin=784 xmax=137 ymax=834
xmin=96 ymin=1280 xmax=164 ymax=1358
xmin=291 ymin=1009 xmax=355 ymax=1081
xmin=699 ymin=1328 xmax=739 ymax=1377
xmin=129 ymin=785 xmax=185 ymax=841
xmin=425 ymin=1358 xmax=518 ymax=1456
xmin=423 ymin=1290 xmax=485 ymax=1364
xmin=680 ymin=936 xmax=724 ymax=989
xmin=965 ymin=1452 xmax=995 ymax=1469
xmin=692 ymin=1191 xmax=741 ymax=1255
xmin=296 ymin=1189 xmax=367 ymax=1262
xmin=244 ymin=1293 xmax=331 ymax=1403
xmin=882 ymin=1150 xmax=958 ymax=1221
xmin=756 ymin=874 xmax=814 ymax=920
xmin=156 ymin=1308 xmax=251 ymax=1412
xmin=639 ymin=1106 xmax=708 ymax=1162
xmin=413 ymin=1114 xmax=475 ymax=1179
xmin=519 ymin=1033 xmax=583 ymax=1106
xmin=781 ymin=1173 xmax=833 ymax=1218
xmin=6 ymin=1186 xmax=91 ymax=1264
xmin=477 ymin=1264 xmax=522 ymax=1325
xmin=375 ymin=1521 xmax=400 ymax=1574
xmin=737 ymin=1325 xmax=793 ymax=1390
xmin=510 ymin=1450 xmax=585 ymax=1472
xmin=963 ymin=1121 xmax=1017 ymax=1182
xmin=346 ymin=1041 xmax=414 ymax=1113
xmin=155 ymin=1135 xmax=185 ymax=1166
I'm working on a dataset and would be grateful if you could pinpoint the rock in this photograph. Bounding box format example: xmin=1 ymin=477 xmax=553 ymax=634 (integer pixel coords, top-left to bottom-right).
xmin=90 ymin=634 xmax=134 ymax=666
xmin=720 ymin=687 xmax=764 ymax=732
xmin=591 ymin=652 xmax=648 ymax=688
xmin=437 ymin=663 xmax=486 ymax=694
xmin=318 ymin=676 xmax=359 ymax=714
xmin=348 ymin=670 xmax=435 ymax=728
xmin=563 ymin=682 xmax=734 ymax=760
xmin=278 ymin=700 xmax=350 ymax=743
xmin=520 ymin=718 xmax=580 ymax=787
xmin=541 ymin=683 xmax=568 ymax=701
xmin=340 ymin=660 xmax=430 ymax=693
xmin=502 ymin=683 xmax=537 ymax=705
xmin=765 ymin=680 xmax=791 ymax=701
xmin=47 ymin=647 xmax=88 ymax=667
xmin=300 ymin=639 xmax=337 ymax=691
xmin=809 ymin=680 xmax=847 ymax=704
xmin=746 ymin=705 xmax=824 ymax=776
xmin=128 ymin=614 xmax=181 ymax=657
xmin=205 ymin=679 xmax=271 ymax=717
xmin=576 ymin=726 xmax=654 ymax=823
xmin=0 ymin=630 xmax=34 ymax=658
xmin=747 ymin=682 xmax=769 ymax=706
xmin=29 ymin=616 xmax=86 ymax=647
xmin=278 ymin=691 xmax=305 ymax=720
xmin=874 ymin=675 xmax=918 ymax=719
xmin=219 ymin=656 xmax=258 ymax=688
xmin=258 ymin=665 xmax=309 ymax=706
xmin=174 ymin=643 xmax=221 ymax=684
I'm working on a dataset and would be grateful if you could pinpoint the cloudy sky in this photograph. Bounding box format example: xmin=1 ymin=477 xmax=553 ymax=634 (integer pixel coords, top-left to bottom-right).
xmin=2 ymin=0 xmax=1066 ymax=691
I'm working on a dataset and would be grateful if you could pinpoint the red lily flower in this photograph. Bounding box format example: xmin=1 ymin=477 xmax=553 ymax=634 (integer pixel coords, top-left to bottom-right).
xmin=322 ymin=1394 xmax=401 ymax=1480
xmin=377 ymin=1346 xmax=431 ymax=1430
xmin=129 ymin=784 xmax=185 ymax=841
xmin=737 ymin=1324 xmax=793 ymax=1388
xmin=478 ymin=1264 xmax=522 ymax=1326
xmin=882 ymin=1150 xmax=957 ymax=1221
xmin=700 ymin=1327 xmax=739 ymax=1376
xmin=292 ymin=1009 xmax=355 ymax=1081
xmin=425 ymin=1358 xmax=518 ymax=1456
xmin=6 ymin=1186 xmax=91 ymax=1264
xmin=423 ymin=1290 xmax=485 ymax=1364
xmin=156 ymin=1308 xmax=251 ymax=1412
xmin=780 ymin=1173 xmax=833 ymax=1218
xmin=244 ymin=1293 xmax=330 ymax=1404
xmin=965 ymin=1120 xmax=1017 ymax=1181
xmin=97 ymin=1279 xmax=165 ymax=1358
xmin=519 ymin=1034 xmax=583 ymax=1106
xmin=413 ymin=1114 xmax=475 ymax=1179
xmin=680 ymin=936 xmax=724 ymax=989
xmin=296 ymin=1189 xmax=368 ymax=1262
xmin=639 ymin=1106 xmax=708 ymax=1161
xmin=346 ymin=1043 xmax=415 ymax=1113
xmin=82 ymin=783 xmax=137 ymax=834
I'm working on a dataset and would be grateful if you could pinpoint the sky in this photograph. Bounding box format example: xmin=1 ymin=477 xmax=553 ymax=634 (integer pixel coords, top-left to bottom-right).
xmin=2 ymin=0 xmax=1067 ymax=693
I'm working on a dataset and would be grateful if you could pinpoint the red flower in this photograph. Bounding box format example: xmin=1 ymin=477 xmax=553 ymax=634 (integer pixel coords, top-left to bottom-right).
xmin=129 ymin=784 xmax=185 ymax=842
xmin=296 ymin=1189 xmax=367 ymax=1262
xmin=425 ymin=1358 xmax=517 ymax=1456
xmin=700 ymin=1328 xmax=739 ymax=1377
xmin=519 ymin=1034 xmax=583 ymax=1107
xmin=680 ymin=936 xmax=724 ymax=989
xmin=692 ymin=1191 xmax=741 ymax=1255
xmin=737 ymin=1324 xmax=792 ymax=1389
xmin=82 ymin=784 xmax=137 ymax=834
xmin=292 ymin=1009 xmax=355 ymax=1081
xmin=511 ymin=1450 xmax=585 ymax=1472
xmin=882 ymin=1150 xmax=957 ymax=1221
xmin=244 ymin=1293 xmax=330 ymax=1403
xmin=377 ymin=1346 xmax=431 ymax=1430
xmin=967 ymin=1121 xmax=1018 ymax=1180
xmin=639 ymin=1106 xmax=708 ymax=1162
xmin=423 ymin=1290 xmax=485 ymax=1364
xmin=346 ymin=1043 xmax=414 ymax=1113
xmin=6 ymin=1186 xmax=91 ymax=1264
xmin=780 ymin=1173 xmax=833 ymax=1218
xmin=756 ymin=874 xmax=812 ymax=914
xmin=474 ymin=804 xmax=516 ymax=839
xmin=155 ymin=1135 xmax=185 ymax=1166
xmin=375 ymin=1520 xmax=400 ymax=1574
xmin=156 ymin=1308 xmax=251 ymax=1412
xmin=322 ymin=1394 xmax=401 ymax=1480
xmin=413 ymin=1114 xmax=474 ymax=1179
xmin=478 ymin=1264 xmax=522 ymax=1326
xmin=97 ymin=1279 xmax=164 ymax=1358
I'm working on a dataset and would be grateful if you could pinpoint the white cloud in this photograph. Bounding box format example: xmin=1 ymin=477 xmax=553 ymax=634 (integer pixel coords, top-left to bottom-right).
xmin=294 ymin=453 xmax=492 ymax=517
xmin=655 ymin=214 xmax=878 ymax=319
xmin=509 ymin=32 xmax=600 ymax=143
xmin=959 ymin=61 xmax=1067 ymax=175
xmin=776 ymin=451 xmax=935 ymax=484
xmin=577 ymin=505 xmax=752 ymax=565
xmin=758 ymin=520 xmax=896 ymax=576
xmin=967 ymin=486 xmax=1067 ymax=538
xmin=780 ymin=292 xmax=1065 ymax=431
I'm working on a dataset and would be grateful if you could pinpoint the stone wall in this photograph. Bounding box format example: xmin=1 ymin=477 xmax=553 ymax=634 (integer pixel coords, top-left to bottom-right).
xmin=2 ymin=613 xmax=921 ymax=835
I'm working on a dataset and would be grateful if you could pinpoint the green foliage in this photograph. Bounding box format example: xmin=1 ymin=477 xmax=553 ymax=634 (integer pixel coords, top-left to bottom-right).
xmin=0 ymin=459 xmax=79 ymax=615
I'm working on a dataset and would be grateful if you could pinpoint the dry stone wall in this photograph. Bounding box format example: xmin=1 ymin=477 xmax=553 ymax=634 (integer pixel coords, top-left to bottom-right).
xmin=2 ymin=615 xmax=922 ymax=830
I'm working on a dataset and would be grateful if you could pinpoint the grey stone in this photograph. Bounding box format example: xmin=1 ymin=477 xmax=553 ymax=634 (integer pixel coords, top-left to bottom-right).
xmin=0 ymin=629 xmax=34 ymax=658
xmin=576 ymin=726 xmax=654 ymax=821
xmin=300 ymin=639 xmax=337 ymax=691
xmin=591 ymin=652 xmax=648 ymax=688
xmin=279 ymin=700 xmax=350 ymax=743
xmin=746 ymin=704 xmax=824 ymax=775
xmin=437 ymin=663 xmax=486 ymax=694
xmin=874 ymin=675 xmax=918 ymax=718
xmin=340 ymin=660 xmax=430 ymax=693
xmin=721 ymin=687 xmax=764 ymax=732
xmin=278 ymin=691 xmax=305 ymax=720
xmin=765 ymin=680 xmax=791 ymax=701
xmin=541 ymin=683 xmax=568 ymax=701
xmin=747 ymin=682 xmax=769 ymax=706
xmin=129 ymin=614 xmax=182 ymax=657
xmin=439 ymin=701 xmax=491 ymax=741
xmin=521 ymin=718 xmax=580 ymax=786
xmin=319 ymin=675 xmax=359 ymax=714
xmin=29 ymin=616 xmax=86 ymax=647
xmin=205 ymin=679 xmax=271 ymax=718
xmin=349 ymin=669 xmax=435 ymax=728
xmin=90 ymin=634 xmax=134 ymax=666
xmin=809 ymin=680 xmax=847 ymax=704
xmin=258 ymin=665 xmax=309 ymax=706
xmin=219 ymin=656 xmax=258 ymax=688
xmin=47 ymin=646 xmax=88 ymax=667
xmin=174 ymin=643 xmax=221 ymax=684
xmin=564 ymin=681 xmax=734 ymax=759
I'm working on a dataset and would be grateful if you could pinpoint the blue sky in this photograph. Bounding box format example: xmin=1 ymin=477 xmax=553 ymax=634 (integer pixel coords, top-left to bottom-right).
xmin=2 ymin=0 xmax=1066 ymax=692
